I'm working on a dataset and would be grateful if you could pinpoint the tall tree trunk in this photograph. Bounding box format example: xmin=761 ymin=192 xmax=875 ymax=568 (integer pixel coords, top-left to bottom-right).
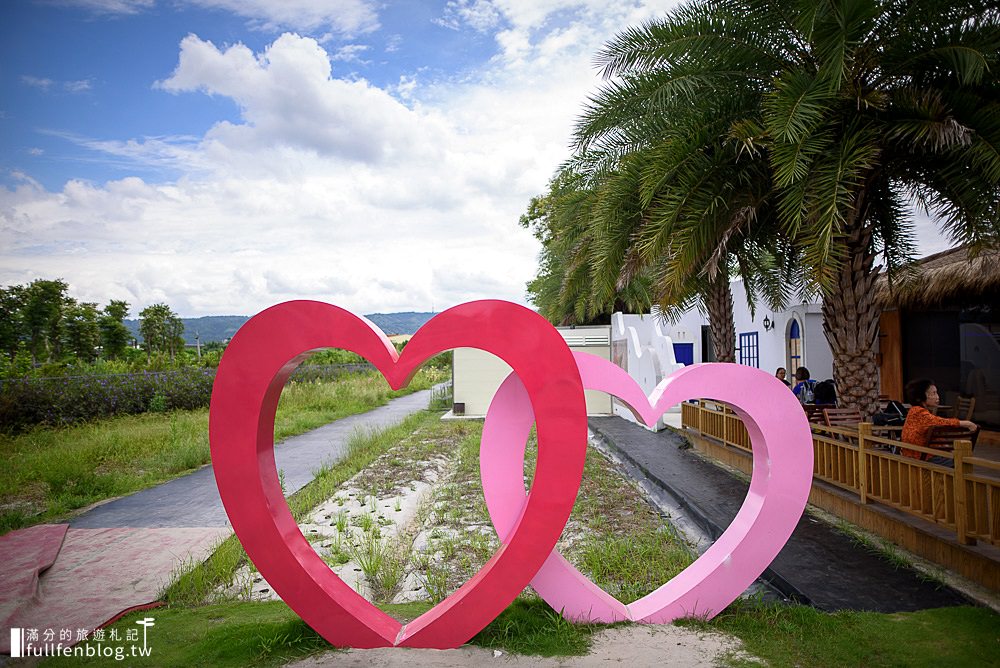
xmin=704 ymin=275 xmax=736 ymax=363
xmin=821 ymin=208 xmax=881 ymax=418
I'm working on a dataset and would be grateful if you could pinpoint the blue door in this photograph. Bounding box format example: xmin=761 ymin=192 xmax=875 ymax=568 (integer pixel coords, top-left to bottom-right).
xmin=673 ymin=342 xmax=694 ymax=366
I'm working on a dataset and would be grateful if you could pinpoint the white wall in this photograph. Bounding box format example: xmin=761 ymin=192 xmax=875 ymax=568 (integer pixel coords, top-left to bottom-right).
xmin=451 ymin=326 xmax=612 ymax=417
xmin=610 ymin=313 xmax=685 ymax=430
xmin=804 ymin=312 xmax=834 ymax=381
xmin=642 ymin=279 xmax=833 ymax=382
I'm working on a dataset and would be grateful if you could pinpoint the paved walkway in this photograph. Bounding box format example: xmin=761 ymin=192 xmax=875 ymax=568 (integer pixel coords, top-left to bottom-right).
xmin=70 ymin=389 xmax=434 ymax=529
xmin=589 ymin=416 xmax=970 ymax=613
xmin=1 ymin=389 xmax=435 ymax=656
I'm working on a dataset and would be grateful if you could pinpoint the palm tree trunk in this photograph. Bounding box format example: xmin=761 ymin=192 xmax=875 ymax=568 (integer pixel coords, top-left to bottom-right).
xmin=821 ymin=215 xmax=881 ymax=418
xmin=704 ymin=276 xmax=735 ymax=363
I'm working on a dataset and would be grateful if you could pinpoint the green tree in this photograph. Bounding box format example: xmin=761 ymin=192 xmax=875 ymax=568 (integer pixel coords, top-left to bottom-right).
xmin=521 ymin=167 xmax=655 ymax=326
xmin=22 ymin=279 xmax=69 ymax=364
xmin=139 ymin=303 xmax=185 ymax=361
xmin=0 ymin=285 xmax=26 ymax=361
xmin=100 ymin=300 xmax=131 ymax=360
xmin=560 ymin=0 xmax=1000 ymax=413
xmin=63 ymin=301 xmax=101 ymax=363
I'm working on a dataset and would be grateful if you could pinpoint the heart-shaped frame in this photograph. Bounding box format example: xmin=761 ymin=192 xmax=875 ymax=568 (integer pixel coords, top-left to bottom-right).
xmin=209 ymin=300 xmax=588 ymax=648
xmin=481 ymin=352 xmax=813 ymax=623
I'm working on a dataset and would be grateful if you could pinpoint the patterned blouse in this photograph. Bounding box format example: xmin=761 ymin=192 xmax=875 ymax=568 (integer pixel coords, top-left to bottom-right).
xmin=900 ymin=406 xmax=960 ymax=459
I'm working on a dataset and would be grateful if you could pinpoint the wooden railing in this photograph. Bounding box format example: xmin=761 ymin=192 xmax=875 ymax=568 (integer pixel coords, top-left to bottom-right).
xmin=681 ymin=400 xmax=1000 ymax=548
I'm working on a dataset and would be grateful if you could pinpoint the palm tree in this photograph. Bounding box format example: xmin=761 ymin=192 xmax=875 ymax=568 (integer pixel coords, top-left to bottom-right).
xmin=521 ymin=166 xmax=655 ymax=326
xmin=566 ymin=27 xmax=793 ymax=363
xmin=569 ymin=0 xmax=1000 ymax=414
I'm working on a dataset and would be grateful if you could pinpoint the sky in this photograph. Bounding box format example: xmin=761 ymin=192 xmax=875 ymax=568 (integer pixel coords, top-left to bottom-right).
xmin=1 ymin=0 xmax=954 ymax=318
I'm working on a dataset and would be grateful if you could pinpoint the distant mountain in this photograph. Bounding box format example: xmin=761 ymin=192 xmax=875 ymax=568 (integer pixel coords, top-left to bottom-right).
xmin=124 ymin=311 xmax=436 ymax=344
xmin=365 ymin=312 xmax=436 ymax=337
xmin=123 ymin=315 xmax=249 ymax=345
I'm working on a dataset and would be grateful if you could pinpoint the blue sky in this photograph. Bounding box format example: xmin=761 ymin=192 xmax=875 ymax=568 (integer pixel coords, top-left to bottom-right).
xmin=1 ymin=0 xmax=952 ymax=317
xmin=2 ymin=1 xmax=500 ymax=190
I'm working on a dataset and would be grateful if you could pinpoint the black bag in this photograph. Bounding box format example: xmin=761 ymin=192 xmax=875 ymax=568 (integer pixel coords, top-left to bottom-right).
xmin=873 ymin=400 xmax=908 ymax=427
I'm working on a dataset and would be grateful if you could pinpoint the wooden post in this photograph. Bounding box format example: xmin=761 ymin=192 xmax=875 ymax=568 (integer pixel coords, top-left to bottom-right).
xmin=953 ymin=439 xmax=975 ymax=546
xmin=723 ymin=407 xmax=731 ymax=446
xmin=858 ymin=422 xmax=871 ymax=504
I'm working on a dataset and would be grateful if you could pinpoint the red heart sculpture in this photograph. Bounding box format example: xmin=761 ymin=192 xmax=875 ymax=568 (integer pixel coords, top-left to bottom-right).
xmin=209 ymin=300 xmax=587 ymax=649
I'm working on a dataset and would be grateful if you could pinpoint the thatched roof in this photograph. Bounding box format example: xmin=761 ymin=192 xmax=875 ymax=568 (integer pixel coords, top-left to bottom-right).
xmin=876 ymin=246 xmax=1000 ymax=310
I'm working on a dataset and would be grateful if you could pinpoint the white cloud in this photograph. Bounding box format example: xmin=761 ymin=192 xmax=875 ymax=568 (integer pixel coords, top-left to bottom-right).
xmin=3 ymin=3 xmax=704 ymax=317
xmin=183 ymin=0 xmax=379 ymax=36
xmin=331 ymin=44 xmax=370 ymax=63
xmin=155 ymin=34 xmax=440 ymax=164
xmin=21 ymin=75 xmax=55 ymax=90
xmin=58 ymin=0 xmax=155 ymax=15
xmin=59 ymin=0 xmax=379 ymax=35
xmin=436 ymin=0 xmax=503 ymax=33
xmin=21 ymin=75 xmax=93 ymax=93
xmin=64 ymin=78 xmax=93 ymax=92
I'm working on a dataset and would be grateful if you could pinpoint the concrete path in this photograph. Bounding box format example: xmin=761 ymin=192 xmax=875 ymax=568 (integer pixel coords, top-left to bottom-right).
xmin=589 ymin=416 xmax=970 ymax=613
xmin=1 ymin=388 xmax=435 ymax=657
xmin=70 ymin=389 xmax=434 ymax=529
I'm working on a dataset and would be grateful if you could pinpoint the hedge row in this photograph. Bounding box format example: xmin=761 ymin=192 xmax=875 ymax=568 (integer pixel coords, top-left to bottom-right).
xmin=0 ymin=368 xmax=216 ymax=433
xmin=0 ymin=363 xmax=376 ymax=433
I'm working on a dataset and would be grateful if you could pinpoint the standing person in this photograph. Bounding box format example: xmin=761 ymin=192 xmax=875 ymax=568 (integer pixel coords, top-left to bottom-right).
xmin=792 ymin=367 xmax=817 ymax=404
xmin=901 ymin=379 xmax=978 ymax=465
xmin=775 ymin=367 xmax=790 ymax=387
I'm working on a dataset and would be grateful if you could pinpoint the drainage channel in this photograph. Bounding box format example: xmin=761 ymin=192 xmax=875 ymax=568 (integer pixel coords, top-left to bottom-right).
xmin=588 ymin=428 xmax=790 ymax=605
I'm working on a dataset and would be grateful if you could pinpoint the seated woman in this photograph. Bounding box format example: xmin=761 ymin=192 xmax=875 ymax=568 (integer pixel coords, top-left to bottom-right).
xmin=900 ymin=378 xmax=978 ymax=465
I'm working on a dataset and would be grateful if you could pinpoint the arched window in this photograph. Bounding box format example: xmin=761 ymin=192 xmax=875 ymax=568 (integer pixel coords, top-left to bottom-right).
xmin=787 ymin=318 xmax=802 ymax=373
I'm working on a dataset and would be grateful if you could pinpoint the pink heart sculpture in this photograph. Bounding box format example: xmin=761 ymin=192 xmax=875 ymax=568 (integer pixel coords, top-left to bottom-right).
xmin=481 ymin=352 xmax=813 ymax=623
xmin=209 ymin=300 xmax=588 ymax=648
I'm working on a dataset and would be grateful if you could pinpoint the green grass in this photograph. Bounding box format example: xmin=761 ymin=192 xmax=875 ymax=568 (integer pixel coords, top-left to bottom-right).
xmin=577 ymin=528 xmax=692 ymax=603
xmin=43 ymin=597 xmax=1000 ymax=667
xmin=0 ymin=368 xmax=446 ymax=534
xmin=40 ymin=409 xmax=1000 ymax=668
xmin=40 ymin=602 xmax=331 ymax=667
xmin=680 ymin=600 xmax=1000 ymax=668
xmin=472 ymin=597 xmax=598 ymax=657
xmin=160 ymin=410 xmax=445 ymax=607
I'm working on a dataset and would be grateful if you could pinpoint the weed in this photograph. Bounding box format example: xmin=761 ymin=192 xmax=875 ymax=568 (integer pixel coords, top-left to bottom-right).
xmin=416 ymin=557 xmax=451 ymax=604
xmin=428 ymin=383 xmax=453 ymax=411
xmin=354 ymin=512 xmax=374 ymax=533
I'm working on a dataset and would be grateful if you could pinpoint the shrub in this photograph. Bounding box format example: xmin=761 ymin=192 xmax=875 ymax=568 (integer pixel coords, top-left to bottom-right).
xmin=0 ymin=367 xmax=216 ymax=433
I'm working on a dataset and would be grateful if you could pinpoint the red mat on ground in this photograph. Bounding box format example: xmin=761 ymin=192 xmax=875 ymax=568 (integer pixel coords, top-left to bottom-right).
xmin=1 ymin=526 xmax=229 ymax=654
xmin=0 ymin=524 xmax=69 ymax=623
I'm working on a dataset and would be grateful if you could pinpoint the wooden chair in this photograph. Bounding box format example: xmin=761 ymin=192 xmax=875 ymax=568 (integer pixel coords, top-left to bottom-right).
xmin=803 ymin=404 xmax=827 ymax=423
xmin=927 ymin=424 xmax=980 ymax=452
xmin=954 ymin=396 xmax=976 ymax=421
xmin=823 ymin=407 xmax=863 ymax=429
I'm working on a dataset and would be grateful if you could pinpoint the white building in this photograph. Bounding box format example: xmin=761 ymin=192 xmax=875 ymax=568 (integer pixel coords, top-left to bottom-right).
xmin=450 ymin=325 xmax=613 ymax=418
xmin=661 ymin=279 xmax=834 ymax=382
xmin=449 ymin=279 xmax=836 ymax=421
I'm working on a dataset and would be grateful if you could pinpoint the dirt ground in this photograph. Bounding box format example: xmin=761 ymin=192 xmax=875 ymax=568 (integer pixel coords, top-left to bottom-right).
xmin=284 ymin=624 xmax=752 ymax=667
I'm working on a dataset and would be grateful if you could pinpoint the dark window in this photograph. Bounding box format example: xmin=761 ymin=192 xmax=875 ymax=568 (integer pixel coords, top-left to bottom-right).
xmin=739 ymin=332 xmax=759 ymax=368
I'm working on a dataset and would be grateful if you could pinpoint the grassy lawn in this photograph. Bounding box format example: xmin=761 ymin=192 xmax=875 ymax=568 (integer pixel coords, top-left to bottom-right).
xmin=22 ymin=394 xmax=1000 ymax=667
xmin=0 ymin=367 xmax=447 ymax=533
xmin=683 ymin=601 xmax=1000 ymax=667
xmin=46 ymin=599 xmax=1000 ymax=667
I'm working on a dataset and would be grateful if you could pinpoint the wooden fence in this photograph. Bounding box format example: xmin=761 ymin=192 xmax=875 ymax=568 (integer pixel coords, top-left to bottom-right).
xmin=680 ymin=400 xmax=1000 ymax=548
